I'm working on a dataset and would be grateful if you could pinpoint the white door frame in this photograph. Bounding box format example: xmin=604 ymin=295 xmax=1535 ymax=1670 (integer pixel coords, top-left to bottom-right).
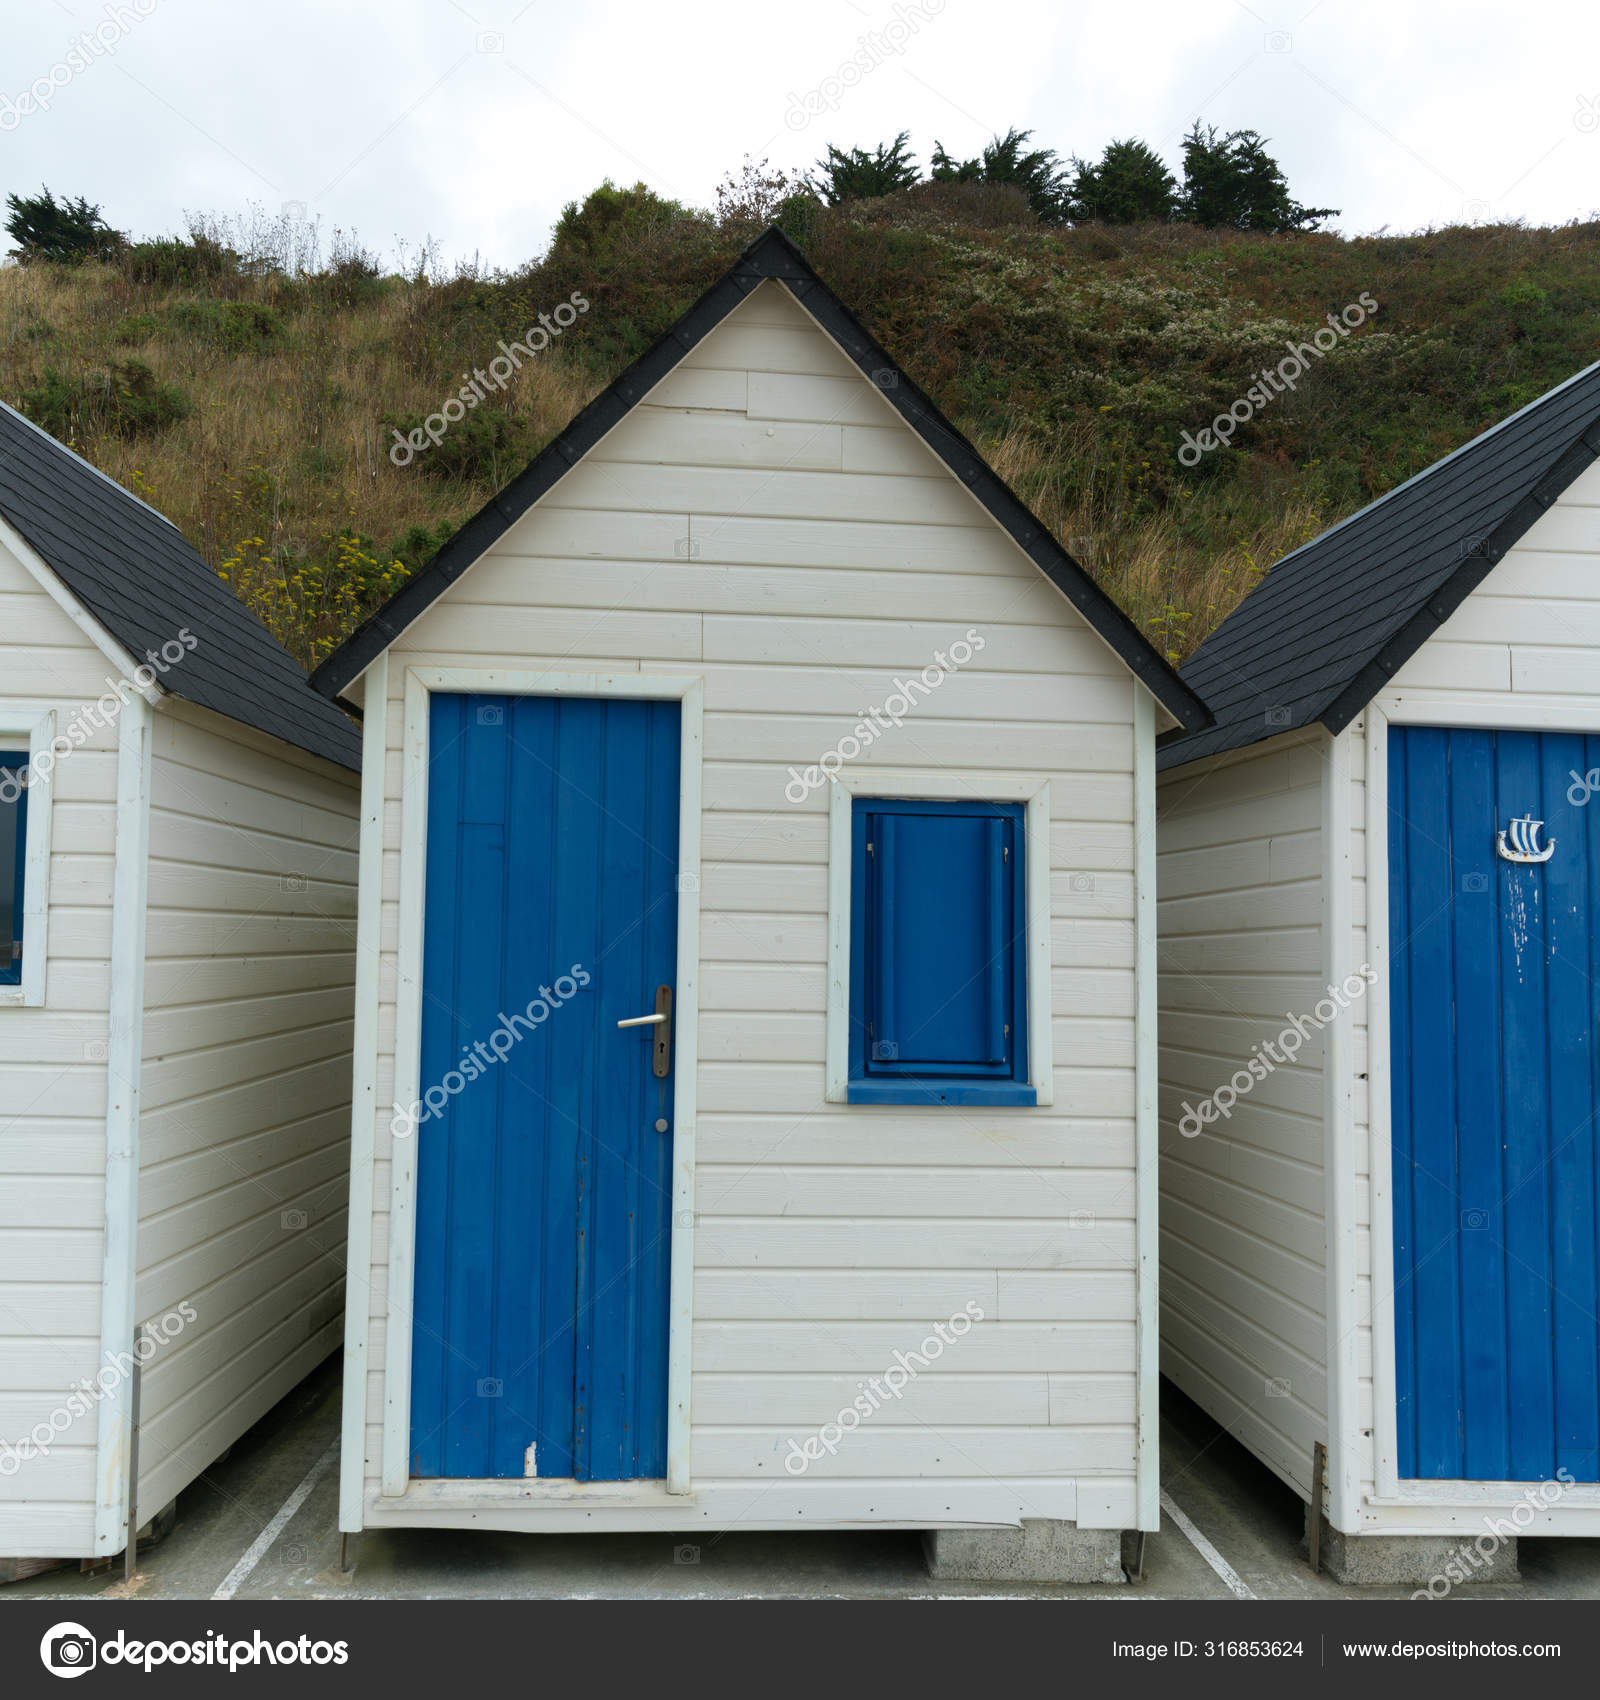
xmin=380 ymin=665 xmax=703 ymax=1502
xmin=1321 ymin=724 xmax=1361 ymax=1532
xmin=338 ymin=652 xmax=389 ymax=1532
xmin=93 ymin=693 xmax=152 ymax=1553
xmin=1364 ymin=690 xmax=1600 ymax=1516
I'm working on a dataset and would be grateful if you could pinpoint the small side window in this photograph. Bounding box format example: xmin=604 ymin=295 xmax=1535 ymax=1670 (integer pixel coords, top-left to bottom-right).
xmin=0 ymin=753 xmax=27 ymax=988
xmin=847 ymin=798 xmax=1034 ymax=1106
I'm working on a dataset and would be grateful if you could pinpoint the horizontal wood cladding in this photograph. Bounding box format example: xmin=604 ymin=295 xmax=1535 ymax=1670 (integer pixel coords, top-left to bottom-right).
xmin=356 ymin=282 xmax=1151 ymax=1511
xmin=133 ymin=708 xmax=357 ymax=1523
xmin=1157 ymin=733 xmax=1329 ymax=1501
xmin=0 ymin=537 xmax=115 ymax=1518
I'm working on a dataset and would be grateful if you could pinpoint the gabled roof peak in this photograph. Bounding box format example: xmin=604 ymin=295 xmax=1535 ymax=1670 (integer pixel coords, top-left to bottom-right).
xmin=311 ymin=226 xmax=1209 ymax=734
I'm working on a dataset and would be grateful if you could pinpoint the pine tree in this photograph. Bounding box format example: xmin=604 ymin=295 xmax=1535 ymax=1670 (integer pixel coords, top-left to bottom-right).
xmin=1067 ymin=139 xmax=1178 ymax=224
xmin=929 ymin=128 xmax=1070 ymax=223
xmin=1178 ymin=125 xmax=1338 ymax=232
xmin=808 ymin=133 xmax=920 ymax=204
xmin=4 ymin=188 xmax=124 ymax=263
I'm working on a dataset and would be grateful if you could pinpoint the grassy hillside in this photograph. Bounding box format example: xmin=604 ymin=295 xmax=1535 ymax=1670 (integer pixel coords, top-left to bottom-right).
xmin=4 ymin=194 xmax=1599 ymax=670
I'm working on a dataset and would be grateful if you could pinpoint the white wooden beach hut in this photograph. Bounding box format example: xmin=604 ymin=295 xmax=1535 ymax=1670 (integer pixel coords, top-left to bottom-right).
xmin=311 ymin=228 xmax=1209 ymax=1580
xmin=0 ymin=404 xmax=361 ymax=1578
xmin=1158 ymin=359 xmax=1600 ymax=1583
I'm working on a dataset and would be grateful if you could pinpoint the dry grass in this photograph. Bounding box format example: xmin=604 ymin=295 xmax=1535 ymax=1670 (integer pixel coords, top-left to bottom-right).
xmin=7 ymin=207 xmax=1598 ymax=669
xmin=0 ymin=261 xmax=601 ymax=660
xmin=977 ymin=424 xmax=1328 ymax=660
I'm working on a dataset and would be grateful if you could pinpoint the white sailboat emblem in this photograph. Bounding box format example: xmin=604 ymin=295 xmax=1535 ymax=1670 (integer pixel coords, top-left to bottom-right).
xmin=1496 ymin=815 xmax=1555 ymax=864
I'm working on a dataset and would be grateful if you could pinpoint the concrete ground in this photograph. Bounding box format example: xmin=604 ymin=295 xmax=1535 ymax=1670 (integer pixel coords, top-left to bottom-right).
xmin=7 ymin=1360 xmax=1600 ymax=1601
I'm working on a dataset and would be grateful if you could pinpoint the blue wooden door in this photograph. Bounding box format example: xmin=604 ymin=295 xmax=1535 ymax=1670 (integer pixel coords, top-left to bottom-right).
xmin=1389 ymin=725 xmax=1600 ymax=1481
xmin=409 ymin=694 xmax=678 ymax=1481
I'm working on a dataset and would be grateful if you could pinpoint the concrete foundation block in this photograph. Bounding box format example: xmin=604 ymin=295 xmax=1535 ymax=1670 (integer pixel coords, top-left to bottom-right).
xmin=923 ymin=1519 xmax=1126 ymax=1584
xmin=1307 ymin=1507 xmax=1519 ymax=1586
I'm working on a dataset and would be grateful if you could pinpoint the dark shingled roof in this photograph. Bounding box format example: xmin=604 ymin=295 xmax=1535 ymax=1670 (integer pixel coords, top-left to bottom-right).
xmin=0 ymin=402 xmax=360 ymax=771
xmin=1160 ymin=357 xmax=1600 ymax=770
xmin=311 ymin=227 xmax=1210 ymax=736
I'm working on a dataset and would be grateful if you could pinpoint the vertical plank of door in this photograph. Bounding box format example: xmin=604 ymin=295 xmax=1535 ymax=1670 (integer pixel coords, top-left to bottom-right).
xmin=442 ymin=700 xmax=509 ymax=1476
xmin=1543 ymin=731 xmax=1598 ymax=1478
xmin=409 ymin=695 xmax=465 ymax=1477
xmin=1451 ymin=730 xmax=1509 ymax=1479
xmin=590 ymin=701 xmax=650 ymax=1480
xmin=1404 ymin=727 xmax=1463 ymax=1478
xmin=498 ymin=695 xmax=559 ymax=1477
xmin=550 ymin=701 xmax=602 ymax=1478
xmin=1497 ymin=730 xmax=1556 ymax=1479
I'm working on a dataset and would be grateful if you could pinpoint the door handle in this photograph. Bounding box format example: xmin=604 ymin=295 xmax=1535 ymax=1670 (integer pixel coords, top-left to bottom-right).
xmin=618 ymin=985 xmax=673 ymax=1078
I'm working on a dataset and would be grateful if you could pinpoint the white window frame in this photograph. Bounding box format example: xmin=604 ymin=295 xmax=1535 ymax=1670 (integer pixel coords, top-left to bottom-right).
xmin=380 ymin=665 xmax=703 ymax=1506
xmin=823 ymin=768 xmax=1054 ymax=1106
xmin=0 ymin=705 xmax=56 ymax=1008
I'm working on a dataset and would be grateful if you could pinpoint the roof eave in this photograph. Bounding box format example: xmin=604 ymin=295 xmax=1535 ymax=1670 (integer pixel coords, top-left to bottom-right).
xmin=1161 ymin=406 xmax=1600 ymax=773
xmin=1317 ymin=421 xmax=1600 ymax=734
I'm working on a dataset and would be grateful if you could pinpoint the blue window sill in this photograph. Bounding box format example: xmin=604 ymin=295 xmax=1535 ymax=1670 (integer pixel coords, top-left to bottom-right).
xmin=847 ymin=1079 xmax=1037 ymax=1107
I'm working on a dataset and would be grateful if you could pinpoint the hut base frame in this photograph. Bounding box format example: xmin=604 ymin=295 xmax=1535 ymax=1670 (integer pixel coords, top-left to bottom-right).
xmin=1307 ymin=1505 xmax=1520 ymax=1587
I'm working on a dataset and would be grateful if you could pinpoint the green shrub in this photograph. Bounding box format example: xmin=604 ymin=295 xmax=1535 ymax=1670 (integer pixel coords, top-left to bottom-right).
xmin=319 ymin=236 xmax=386 ymax=306
xmin=381 ymin=519 xmax=457 ymax=576
xmin=111 ymin=311 xmax=162 ymax=344
xmin=161 ymin=299 xmax=284 ymax=351
xmin=295 ymin=444 xmax=342 ymax=481
xmin=844 ymin=179 xmax=1035 ymax=229
xmin=549 ymin=181 xmax=703 ymax=265
xmin=122 ymin=234 xmax=239 ymax=286
xmin=21 ymin=360 xmax=190 ymax=441
xmin=1500 ymin=279 xmax=1550 ymax=313
xmin=219 ymin=518 xmax=460 ymax=667
xmin=774 ymin=191 xmax=825 ymax=247
xmin=384 ymin=404 xmax=532 ymax=483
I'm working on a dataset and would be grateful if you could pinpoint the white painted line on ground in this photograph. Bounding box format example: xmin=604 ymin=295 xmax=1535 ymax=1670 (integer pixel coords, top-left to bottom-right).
xmin=212 ymin=1439 xmax=340 ymax=1601
xmin=1161 ymin=1488 xmax=1257 ymax=1599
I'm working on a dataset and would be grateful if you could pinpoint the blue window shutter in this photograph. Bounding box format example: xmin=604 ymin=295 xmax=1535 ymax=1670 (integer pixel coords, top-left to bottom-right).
xmin=849 ymin=798 xmax=1032 ymax=1105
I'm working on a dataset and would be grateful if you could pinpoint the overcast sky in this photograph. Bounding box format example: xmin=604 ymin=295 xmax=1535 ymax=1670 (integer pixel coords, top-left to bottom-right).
xmin=6 ymin=0 xmax=1600 ymax=269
